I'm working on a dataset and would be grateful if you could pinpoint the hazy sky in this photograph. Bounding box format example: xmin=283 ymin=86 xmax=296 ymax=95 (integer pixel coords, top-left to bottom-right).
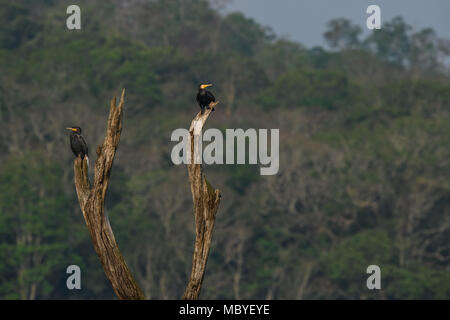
xmin=225 ymin=0 xmax=450 ymax=48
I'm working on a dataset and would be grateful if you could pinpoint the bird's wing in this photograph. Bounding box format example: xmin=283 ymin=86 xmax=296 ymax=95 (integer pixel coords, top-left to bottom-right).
xmin=70 ymin=135 xmax=78 ymax=156
xmin=206 ymin=90 xmax=216 ymax=102
xmin=80 ymin=135 xmax=88 ymax=156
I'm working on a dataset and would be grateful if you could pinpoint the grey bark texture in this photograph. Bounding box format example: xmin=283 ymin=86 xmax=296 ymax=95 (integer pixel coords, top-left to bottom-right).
xmin=73 ymin=89 xmax=145 ymax=300
xmin=182 ymin=102 xmax=221 ymax=300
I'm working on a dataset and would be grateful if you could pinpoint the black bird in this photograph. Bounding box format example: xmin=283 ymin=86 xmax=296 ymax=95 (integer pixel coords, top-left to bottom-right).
xmin=196 ymin=83 xmax=216 ymax=114
xmin=66 ymin=126 xmax=89 ymax=164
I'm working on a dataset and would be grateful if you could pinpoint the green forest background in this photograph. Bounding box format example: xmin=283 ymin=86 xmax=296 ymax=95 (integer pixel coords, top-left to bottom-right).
xmin=0 ymin=0 xmax=449 ymax=300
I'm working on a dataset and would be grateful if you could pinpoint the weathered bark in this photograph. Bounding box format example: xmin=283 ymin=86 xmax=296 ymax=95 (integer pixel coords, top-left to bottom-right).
xmin=182 ymin=102 xmax=221 ymax=300
xmin=73 ymin=89 xmax=145 ymax=300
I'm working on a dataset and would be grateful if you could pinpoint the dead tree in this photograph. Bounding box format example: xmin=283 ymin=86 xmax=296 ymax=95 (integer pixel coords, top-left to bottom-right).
xmin=183 ymin=102 xmax=221 ymax=300
xmin=73 ymin=89 xmax=145 ymax=300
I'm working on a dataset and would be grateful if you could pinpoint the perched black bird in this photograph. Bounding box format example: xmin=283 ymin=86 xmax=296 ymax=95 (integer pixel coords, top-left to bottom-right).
xmin=196 ymin=83 xmax=216 ymax=114
xmin=66 ymin=126 xmax=89 ymax=165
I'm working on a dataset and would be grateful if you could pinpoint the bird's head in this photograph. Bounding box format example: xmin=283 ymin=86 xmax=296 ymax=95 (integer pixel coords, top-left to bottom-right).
xmin=199 ymin=83 xmax=213 ymax=90
xmin=66 ymin=126 xmax=82 ymax=134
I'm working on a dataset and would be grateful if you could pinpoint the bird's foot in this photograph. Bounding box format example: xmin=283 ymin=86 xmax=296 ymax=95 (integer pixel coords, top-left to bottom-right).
xmin=209 ymin=101 xmax=219 ymax=111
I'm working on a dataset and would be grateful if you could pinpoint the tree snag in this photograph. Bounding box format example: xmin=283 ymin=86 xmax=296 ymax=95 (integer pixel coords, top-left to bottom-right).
xmin=183 ymin=102 xmax=221 ymax=300
xmin=73 ymin=89 xmax=145 ymax=300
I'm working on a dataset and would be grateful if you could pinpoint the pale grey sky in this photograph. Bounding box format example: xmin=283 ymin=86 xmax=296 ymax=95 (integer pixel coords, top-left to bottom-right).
xmin=225 ymin=0 xmax=450 ymax=47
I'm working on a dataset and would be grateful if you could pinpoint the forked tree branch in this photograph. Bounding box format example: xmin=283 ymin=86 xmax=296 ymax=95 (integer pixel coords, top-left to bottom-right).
xmin=73 ymin=89 xmax=145 ymax=300
xmin=183 ymin=102 xmax=221 ymax=300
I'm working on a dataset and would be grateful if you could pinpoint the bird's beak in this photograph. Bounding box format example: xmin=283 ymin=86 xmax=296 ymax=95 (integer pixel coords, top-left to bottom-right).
xmin=201 ymin=84 xmax=213 ymax=89
xmin=66 ymin=127 xmax=76 ymax=131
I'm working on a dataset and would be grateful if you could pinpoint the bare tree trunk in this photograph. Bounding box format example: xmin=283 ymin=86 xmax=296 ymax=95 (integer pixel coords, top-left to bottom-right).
xmin=296 ymin=262 xmax=314 ymax=300
xmin=73 ymin=89 xmax=145 ymax=300
xmin=182 ymin=102 xmax=221 ymax=300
